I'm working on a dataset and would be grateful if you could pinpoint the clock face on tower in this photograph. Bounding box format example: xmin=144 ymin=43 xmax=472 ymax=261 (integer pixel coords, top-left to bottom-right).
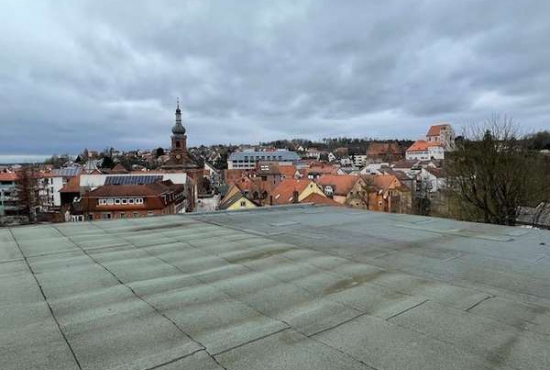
xmin=176 ymin=154 xmax=182 ymax=160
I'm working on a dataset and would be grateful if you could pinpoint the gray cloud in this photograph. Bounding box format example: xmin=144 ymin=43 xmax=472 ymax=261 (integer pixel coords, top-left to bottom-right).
xmin=1 ymin=0 xmax=550 ymax=155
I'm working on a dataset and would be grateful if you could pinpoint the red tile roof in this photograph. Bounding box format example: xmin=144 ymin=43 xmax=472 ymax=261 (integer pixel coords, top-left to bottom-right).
xmin=0 ymin=172 xmax=18 ymax=181
xmin=59 ymin=176 xmax=80 ymax=193
xmin=270 ymin=179 xmax=315 ymax=205
xmin=84 ymin=181 xmax=181 ymax=198
xmin=81 ymin=181 xmax=184 ymax=211
xmin=426 ymin=124 xmax=449 ymax=136
xmin=362 ymin=174 xmax=409 ymax=194
xmin=278 ymin=165 xmax=298 ymax=178
xmin=367 ymin=142 xmax=401 ymax=156
xmin=407 ymin=140 xmax=441 ymax=152
xmin=316 ymin=175 xmax=359 ymax=196
xmin=301 ymin=193 xmax=343 ymax=207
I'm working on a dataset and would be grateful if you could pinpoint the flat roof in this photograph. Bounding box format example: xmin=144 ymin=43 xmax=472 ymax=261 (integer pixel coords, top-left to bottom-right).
xmin=1 ymin=206 xmax=550 ymax=370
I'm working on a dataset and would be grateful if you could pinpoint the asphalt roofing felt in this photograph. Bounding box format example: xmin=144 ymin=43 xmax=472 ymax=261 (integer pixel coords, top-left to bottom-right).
xmin=1 ymin=205 xmax=550 ymax=370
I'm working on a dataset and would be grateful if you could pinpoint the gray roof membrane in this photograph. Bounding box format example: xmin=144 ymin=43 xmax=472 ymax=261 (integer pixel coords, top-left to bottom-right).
xmin=1 ymin=205 xmax=550 ymax=370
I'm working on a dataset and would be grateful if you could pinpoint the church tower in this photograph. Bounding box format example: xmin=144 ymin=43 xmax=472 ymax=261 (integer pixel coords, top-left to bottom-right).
xmin=170 ymin=99 xmax=187 ymax=165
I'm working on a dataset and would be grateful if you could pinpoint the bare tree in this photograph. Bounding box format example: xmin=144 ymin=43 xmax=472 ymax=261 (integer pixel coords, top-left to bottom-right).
xmin=445 ymin=115 xmax=550 ymax=226
xmin=413 ymin=178 xmax=432 ymax=216
xmin=358 ymin=175 xmax=377 ymax=210
xmin=15 ymin=165 xmax=41 ymax=223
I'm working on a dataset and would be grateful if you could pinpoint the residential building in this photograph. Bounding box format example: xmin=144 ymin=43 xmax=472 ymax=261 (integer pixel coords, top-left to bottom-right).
xmin=269 ymin=179 xmax=325 ymax=205
xmin=405 ymin=140 xmax=445 ymax=160
xmin=0 ymin=172 xmax=20 ymax=217
xmin=315 ymin=175 xmax=362 ymax=205
xmin=304 ymin=148 xmax=322 ymax=160
xmin=353 ymin=154 xmax=367 ymax=167
xmin=362 ymin=174 xmax=412 ymax=213
xmin=218 ymin=185 xmax=260 ymax=211
xmin=366 ymin=142 xmax=402 ymax=161
xmin=277 ymin=164 xmax=299 ymax=179
xmin=406 ymin=123 xmax=455 ymax=160
xmin=360 ymin=163 xmax=390 ymax=175
xmin=222 ymin=169 xmax=251 ymax=186
xmin=80 ymin=180 xmax=185 ymax=220
xmin=300 ymin=164 xmax=341 ymax=180
xmin=300 ymin=193 xmax=343 ymax=207
xmin=339 ymin=157 xmax=353 ymax=167
xmin=426 ymin=123 xmax=455 ymax=151
xmin=253 ymin=162 xmax=285 ymax=189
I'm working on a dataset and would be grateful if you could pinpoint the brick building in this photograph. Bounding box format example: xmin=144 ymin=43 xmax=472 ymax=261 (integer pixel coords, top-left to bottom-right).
xmin=80 ymin=180 xmax=185 ymax=220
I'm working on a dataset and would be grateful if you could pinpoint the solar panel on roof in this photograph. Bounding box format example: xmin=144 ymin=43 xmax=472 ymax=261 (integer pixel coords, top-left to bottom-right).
xmin=105 ymin=175 xmax=163 ymax=185
xmin=52 ymin=167 xmax=80 ymax=177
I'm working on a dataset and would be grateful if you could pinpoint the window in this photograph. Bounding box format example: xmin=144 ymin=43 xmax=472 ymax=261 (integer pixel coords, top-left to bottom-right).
xmin=133 ymin=212 xmax=138 ymax=218
xmin=115 ymin=199 xmax=121 ymax=205
xmin=240 ymin=201 xmax=246 ymax=207
xmin=121 ymin=199 xmax=127 ymax=204
xmin=128 ymin=199 xmax=134 ymax=204
xmin=107 ymin=198 xmax=114 ymax=205
xmin=120 ymin=212 xmax=125 ymax=218
xmin=147 ymin=211 xmax=154 ymax=216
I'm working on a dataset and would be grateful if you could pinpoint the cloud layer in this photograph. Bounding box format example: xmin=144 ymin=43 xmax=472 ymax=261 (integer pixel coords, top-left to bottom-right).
xmin=1 ymin=0 xmax=550 ymax=154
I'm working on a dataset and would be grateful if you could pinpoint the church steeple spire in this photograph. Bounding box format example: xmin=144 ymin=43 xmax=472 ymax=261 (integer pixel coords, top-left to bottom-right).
xmin=172 ymin=99 xmax=185 ymax=135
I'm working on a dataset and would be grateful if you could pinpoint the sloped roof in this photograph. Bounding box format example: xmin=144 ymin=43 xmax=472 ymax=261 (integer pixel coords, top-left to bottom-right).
xmin=367 ymin=142 xmax=401 ymax=156
xmin=111 ymin=163 xmax=129 ymax=173
xmin=270 ymin=179 xmax=313 ymax=205
xmin=425 ymin=167 xmax=446 ymax=178
xmin=316 ymin=175 xmax=359 ymax=196
xmin=301 ymin=193 xmax=343 ymax=207
xmin=51 ymin=167 xmax=81 ymax=177
xmin=407 ymin=140 xmax=442 ymax=152
xmin=219 ymin=191 xmax=258 ymax=210
xmin=304 ymin=165 xmax=339 ymax=175
xmin=391 ymin=159 xmax=419 ymax=169
xmin=278 ymin=165 xmax=298 ymax=178
xmin=84 ymin=180 xmax=181 ymax=198
xmin=255 ymin=162 xmax=282 ymax=176
xmin=0 ymin=172 xmax=18 ymax=181
xmin=59 ymin=176 xmax=80 ymax=193
xmin=426 ymin=123 xmax=450 ymax=136
xmin=362 ymin=174 xmax=406 ymax=194
xmin=382 ymin=169 xmax=411 ymax=182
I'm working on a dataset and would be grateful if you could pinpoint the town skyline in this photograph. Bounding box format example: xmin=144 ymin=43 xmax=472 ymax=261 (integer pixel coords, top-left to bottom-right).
xmin=2 ymin=1 xmax=550 ymax=156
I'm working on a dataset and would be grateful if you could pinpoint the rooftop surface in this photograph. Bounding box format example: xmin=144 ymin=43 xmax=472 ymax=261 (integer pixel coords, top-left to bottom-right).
xmin=1 ymin=206 xmax=550 ymax=370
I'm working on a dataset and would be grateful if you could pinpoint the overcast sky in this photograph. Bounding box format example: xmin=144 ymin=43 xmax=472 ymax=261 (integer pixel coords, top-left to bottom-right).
xmin=1 ymin=0 xmax=550 ymax=156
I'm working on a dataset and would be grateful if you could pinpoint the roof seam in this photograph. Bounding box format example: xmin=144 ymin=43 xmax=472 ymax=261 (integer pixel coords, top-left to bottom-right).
xmin=86 ymin=220 xmax=292 ymax=367
xmin=52 ymin=224 xmax=209 ymax=353
xmin=7 ymin=227 xmax=84 ymax=370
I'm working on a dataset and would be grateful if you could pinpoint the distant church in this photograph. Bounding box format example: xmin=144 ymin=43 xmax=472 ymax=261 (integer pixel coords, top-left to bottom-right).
xmin=162 ymin=100 xmax=199 ymax=171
